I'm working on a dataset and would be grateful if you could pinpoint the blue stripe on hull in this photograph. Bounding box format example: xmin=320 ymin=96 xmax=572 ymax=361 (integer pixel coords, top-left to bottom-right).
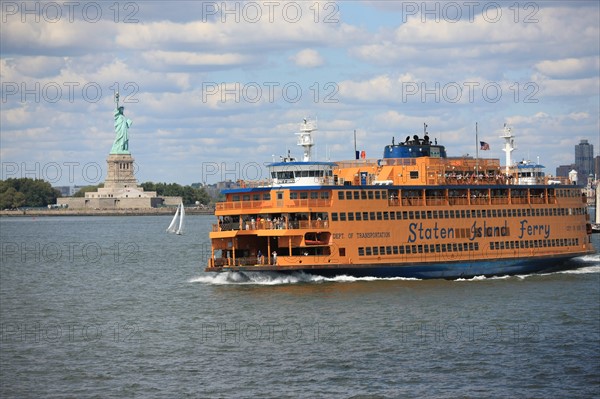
xmin=270 ymin=256 xmax=582 ymax=279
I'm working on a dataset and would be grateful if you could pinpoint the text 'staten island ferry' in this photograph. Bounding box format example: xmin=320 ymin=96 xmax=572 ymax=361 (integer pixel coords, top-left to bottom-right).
xmin=205 ymin=120 xmax=595 ymax=279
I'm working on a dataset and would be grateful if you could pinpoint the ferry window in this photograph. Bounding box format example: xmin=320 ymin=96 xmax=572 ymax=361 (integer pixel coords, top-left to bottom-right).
xmin=383 ymin=212 xmax=389 ymax=220
xmin=399 ymin=246 xmax=405 ymax=254
xmin=346 ymin=191 xmax=352 ymax=200
xmin=417 ymin=245 xmax=423 ymax=253
xmin=411 ymin=245 xmax=417 ymax=253
xmin=393 ymin=246 xmax=399 ymax=254
xmin=233 ymin=195 xmax=240 ymax=201
xmin=377 ymin=212 xmax=383 ymax=220
xmin=476 ymin=210 xmax=481 ymax=218
xmin=322 ymin=192 xmax=330 ymax=199
xmin=368 ymin=191 xmax=374 ymax=200
xmin=338 ymin=191 xmax=344 ymax=200
xmin=366 ymin=247 xmax=372 ymax=256
xmin=409 ymin=211 xmax=414 ymax=219
xmin=339 ymin=248 xmax=346 ymax=256
xmin=340 ymin=213 xmax=346 ymax=221
xmin=449 ymin=210 xmax=454 ymax=219
xmin=331 ymin=213 xmax=338 ymax=221
xmin=381 ymin=191 xmax=387 ymax=199
xmin=310 ymin=192 xmax=319 ymax=199
xmin=441 ymin=244 xmax=447 ymax=252
xmin=300 ymin=192 xmax=308 ymax=199
xmin=290 ymin=192 xmax=298 ymax=199
xmin=348 ymin=212 xmax=354 ymax=221
xmin=277 ymin=171 xmax=294 ymax=180
xmin=435 ymin=244 xmax=441 ymax=253
xmin=410 ymin=171 xmax=419 ymax=179
xmin=353 ymin=191 xmax=359 ymax=200
xmin=263 ymin=194 xmax=271 ymax=200
xmin=361 ymin=191 xmax=367 ymax=200
xmin=243 ymin=195 xmax=250 ymax=201
xmin=381 ymin=246 xmax=386 ymax=255
xmin=253 ymin=194 xmax=260 ymax=201
xmin=444 ymin=210 xmax=450 ymax=218
xmin=355 ymin=212 xmax=362 ymax=221
xmin=375 ymin=191 xmax=381 ymax=200
xmin=358 ymin=247 xmax=365 ymax=256
xmin=370 ymin=212 xmax=376 ymax=220
xmin=390 ymin=212 xmax=395 ymax=220
xmin=363 ymin=212 xmax=369 ymax=220
xmin=424 ymin=245 xmax=429 ymax=253
xmin=373 ymin=247 xmax=379 ymax=255
xmin=414 ymin=211 xmax=420 ymax=220
xmin=277 ymin=192 xmax=283 ymax=200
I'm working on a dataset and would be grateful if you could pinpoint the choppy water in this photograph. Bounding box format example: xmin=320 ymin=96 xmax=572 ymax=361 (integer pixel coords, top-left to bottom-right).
xmin=1 ymin=215 xmax=599 ymax=398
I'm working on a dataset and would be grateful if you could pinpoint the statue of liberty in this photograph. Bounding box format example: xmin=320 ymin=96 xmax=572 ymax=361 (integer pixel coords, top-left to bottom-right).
xmin=110 ymin=92 xmax=132 ymax=154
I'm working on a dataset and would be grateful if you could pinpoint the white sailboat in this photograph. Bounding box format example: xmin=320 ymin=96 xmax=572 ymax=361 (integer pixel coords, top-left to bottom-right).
xmin=166 ymin=202 xmax=185 ymax=235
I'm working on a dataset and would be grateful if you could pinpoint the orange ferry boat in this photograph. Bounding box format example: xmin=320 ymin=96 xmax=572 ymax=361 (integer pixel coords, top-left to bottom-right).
xmin=205 ymin=120 xmax=595 ymax=278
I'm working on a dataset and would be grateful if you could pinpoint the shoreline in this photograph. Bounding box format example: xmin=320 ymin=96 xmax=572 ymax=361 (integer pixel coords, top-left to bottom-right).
xmin=0 ymin=208 xmax=214 ymax=217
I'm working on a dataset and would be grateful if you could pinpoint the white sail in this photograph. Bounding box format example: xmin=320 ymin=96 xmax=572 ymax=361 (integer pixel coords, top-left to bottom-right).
xmin=166 ymin=204 xmax=180 ymax=233
xmin=177 ymin=203 xmax=185 ymax=235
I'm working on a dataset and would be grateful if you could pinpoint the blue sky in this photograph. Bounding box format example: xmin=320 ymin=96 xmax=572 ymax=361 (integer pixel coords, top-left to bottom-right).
xmin=1 ymin=1 xmax=599 ymax=186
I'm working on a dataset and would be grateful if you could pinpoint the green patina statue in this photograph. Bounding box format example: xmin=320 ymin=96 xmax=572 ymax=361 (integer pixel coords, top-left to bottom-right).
xmin=110 ymin=93 xmax=132 ymax=154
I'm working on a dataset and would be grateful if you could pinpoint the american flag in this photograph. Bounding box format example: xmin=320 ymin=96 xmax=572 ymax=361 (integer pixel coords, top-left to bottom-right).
xmin=480 ymin=141 xmax=490 ymax=150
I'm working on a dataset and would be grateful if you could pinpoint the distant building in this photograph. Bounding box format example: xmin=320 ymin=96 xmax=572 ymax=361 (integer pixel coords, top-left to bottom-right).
xmin=556 ymin=164 xmax=576 ymax=178
xmin=575 ymin=139 xmax=594 ymax=178
xmin=53 ymin=185 xmax=86 ymax=197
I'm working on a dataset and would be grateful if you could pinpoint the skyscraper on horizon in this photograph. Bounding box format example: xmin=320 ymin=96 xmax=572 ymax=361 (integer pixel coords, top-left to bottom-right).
xmin=575 ymin=139 xmax=594 ymax=178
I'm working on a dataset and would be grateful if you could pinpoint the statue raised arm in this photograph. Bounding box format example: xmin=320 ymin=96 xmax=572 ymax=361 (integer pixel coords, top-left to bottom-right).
xmin=110 ymin=105 xmax=132 ymax=154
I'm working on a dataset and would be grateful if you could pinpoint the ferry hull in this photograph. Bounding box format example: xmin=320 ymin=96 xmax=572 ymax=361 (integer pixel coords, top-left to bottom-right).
xmin=205 ymin=254 xmax=589 ymax=279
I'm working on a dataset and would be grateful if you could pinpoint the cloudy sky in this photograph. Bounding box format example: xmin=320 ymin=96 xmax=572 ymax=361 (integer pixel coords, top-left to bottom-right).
xmin=1 ymin=1 xmax=599 ymax=186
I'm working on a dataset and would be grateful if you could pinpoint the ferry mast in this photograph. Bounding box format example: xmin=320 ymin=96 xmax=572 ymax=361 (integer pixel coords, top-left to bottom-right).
xmin=296 ymin=118 xmax=316 ymax=162
xmin=500 ymin=124 xmax=516 ymax=176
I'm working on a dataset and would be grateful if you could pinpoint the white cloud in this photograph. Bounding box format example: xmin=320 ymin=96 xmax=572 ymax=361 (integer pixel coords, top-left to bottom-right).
xmin=290 ymin=49 xmax=324 ymax=68
xmin=534 ymin=57 xmax=600 ymax=79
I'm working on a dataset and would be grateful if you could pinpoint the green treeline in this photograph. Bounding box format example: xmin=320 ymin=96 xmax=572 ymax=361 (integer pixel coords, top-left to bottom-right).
xmin=0 ymin=178 xmax=213 ymax=209
xmin=0 ymin=178 xmax=61 ymax=209
xmin=139 ymin=182 xmax=211 ymax=206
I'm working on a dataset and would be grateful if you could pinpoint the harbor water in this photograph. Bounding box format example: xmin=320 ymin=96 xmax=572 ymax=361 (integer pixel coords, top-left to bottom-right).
xmin=1 ymin=215 xmax=599 ymax=398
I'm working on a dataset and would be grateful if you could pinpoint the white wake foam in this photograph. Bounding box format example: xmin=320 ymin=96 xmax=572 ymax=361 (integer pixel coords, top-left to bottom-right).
xmin=189 ymin=272 xmax=419 ymax=285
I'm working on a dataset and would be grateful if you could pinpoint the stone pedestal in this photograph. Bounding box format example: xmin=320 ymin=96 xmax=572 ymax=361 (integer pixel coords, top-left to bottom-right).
xmin=104 ymin=154 xmax=137 ymax=189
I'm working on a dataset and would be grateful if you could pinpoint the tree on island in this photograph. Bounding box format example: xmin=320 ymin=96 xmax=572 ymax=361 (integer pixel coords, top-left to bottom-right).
xmin=140 ymin=182 xmax=211 ymax=206
xmin=0 ymin=178 xmax=61 ymax=209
